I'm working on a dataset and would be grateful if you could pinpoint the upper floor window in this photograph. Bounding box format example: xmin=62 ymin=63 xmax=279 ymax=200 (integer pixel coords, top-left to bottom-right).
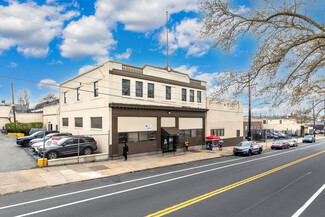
xmin=197 ymin=91 xmax=201 ymax=103
xmin=77 ymin=88 xmax=80 ymax=101
xmin=280 ymin=120 xmax=282 ymax=124
xmin=166 ymin=86 xmax=171 ymax=100
xmin=211 ymin=129 xmax=224 ymax=137
xmin=75 ymin=117 xmax=83 ymax=128
xmin=62 ymin=118 xmax=68 ymax=126
xmin=122 ymin=79 xmax=130 ymax=96
xmin=94 ymin=81 xmax=98 ymax=97
xmin=190 ymin=90 xmax=194 ymax=102
xmin=148 ymin=83 xmax=154 ymax=98
xmin=136 ymin=81 xmax=143 ymax=97
xmin=91 ymin=117 xmax=102 ymax=129
xmin=64 ymin=92 xmax=67 ymax=103
xmin=182 ymin=88 xmax=187 ymax=101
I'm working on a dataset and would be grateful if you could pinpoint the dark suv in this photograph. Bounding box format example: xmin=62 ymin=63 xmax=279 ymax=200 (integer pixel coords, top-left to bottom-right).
xmin=37 ymin=136 xmax=98 ymax=159
xmin=17 ymin=131 xmax=58 ymax=147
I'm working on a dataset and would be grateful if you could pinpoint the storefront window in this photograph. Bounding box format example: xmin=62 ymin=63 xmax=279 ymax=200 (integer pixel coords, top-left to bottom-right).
xmin=118 ymin=133 xmax=127 ymax=143
xmin=139 ymin=132 xmax=148 ymax=141
xmin=128 ymin=132 xmax=138 ymax=143
xmin=185 ymin=130 xmax=191 ymax=138
xmin=191 ymin=129 xmax=197 ymax=137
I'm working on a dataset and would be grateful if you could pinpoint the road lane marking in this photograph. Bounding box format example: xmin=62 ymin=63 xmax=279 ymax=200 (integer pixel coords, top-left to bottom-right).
xmin=234 ymin=172 xmax=312 ymax=217
xmin=146 ymin=150 xmax=325 ymax=217
xmin=291 ymin=183 xmax=325 ymax=217
xmin=0 ymin=141 xmax=323 ymax=212
xmin=14 ymin=150 xmax=325 ymax=217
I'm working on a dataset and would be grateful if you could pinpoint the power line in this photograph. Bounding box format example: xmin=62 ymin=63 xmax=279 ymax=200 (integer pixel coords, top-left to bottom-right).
xmin=0 ymin=74 xmax=208 ymax=108
xmin=1 ymin=64 xmax=197 ymax=95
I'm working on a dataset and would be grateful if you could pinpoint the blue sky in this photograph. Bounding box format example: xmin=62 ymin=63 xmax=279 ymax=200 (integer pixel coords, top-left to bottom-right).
xmin=0 ymin=0 xmax=256 ymax=108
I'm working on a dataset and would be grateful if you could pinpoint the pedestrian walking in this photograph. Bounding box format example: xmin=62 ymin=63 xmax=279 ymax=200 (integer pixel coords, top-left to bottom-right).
xmin=185 ymin=139 xmax=189 ymax=152
xmin=123 ymin=143 xmax=128 ymax=160
xmin=219 ymin=139 xmax=224 ymax=151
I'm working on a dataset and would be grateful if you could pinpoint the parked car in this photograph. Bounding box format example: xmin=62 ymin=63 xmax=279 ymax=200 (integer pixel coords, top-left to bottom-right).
xmin=17 ymin=131 xmax=58 ymax=147
xmin=267 ymin=133 xmax=279 ymax=140
xmin=31 ymin=136 xmax=70 ymax=152
xmin=233 ymin=141 xmax=263 ymax=156
xmin=37 ymin=136 xmax=98 ymax=159
xmin=29 ymin=132 xmax=72 ymax=146
xmin=29 ymin=128 xmax=45 ymax=136
xmin=286 ymin=139 xmax=298 ymax=147
xmin=271 ymin=140 xmax=290 ymax=149
xmin=278 ymin=133 xmax=288 ymax=138
xmin=302 ymin=135 xmax=315 ymax=143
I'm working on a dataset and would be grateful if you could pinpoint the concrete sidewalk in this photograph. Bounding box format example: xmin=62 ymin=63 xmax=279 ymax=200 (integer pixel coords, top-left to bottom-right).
xmin=0 ymin=147 xmax=235 ymax=196
xmin=0 ymin=136 xmax=322 ymax=196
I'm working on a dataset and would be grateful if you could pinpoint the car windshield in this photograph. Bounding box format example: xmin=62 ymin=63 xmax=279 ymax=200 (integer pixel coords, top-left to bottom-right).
xmin=304 ymin=136 xmax=312 ymax=138
xmin=274 ymin=141 xmax=283 ymax=144
xmin=57 ymin=138 xmax=69 ymax=146
xmin=237 ymin=142 xmax=251 ymax=147
xmin=31 ymin=131 xmax=43 ymax=137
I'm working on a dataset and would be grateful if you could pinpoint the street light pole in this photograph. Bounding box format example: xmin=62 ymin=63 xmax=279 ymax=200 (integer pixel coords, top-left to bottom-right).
xmin=313 ymin=100 xmax=316 ymax=141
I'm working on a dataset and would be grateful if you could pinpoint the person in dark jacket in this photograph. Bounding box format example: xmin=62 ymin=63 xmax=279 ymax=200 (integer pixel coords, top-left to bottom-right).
xmin=123 ymin=143 xmax=129 ymax=160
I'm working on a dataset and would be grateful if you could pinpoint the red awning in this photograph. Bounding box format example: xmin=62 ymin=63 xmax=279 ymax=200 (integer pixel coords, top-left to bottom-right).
xmin=206 ymin=135 xmax=220 ymax=140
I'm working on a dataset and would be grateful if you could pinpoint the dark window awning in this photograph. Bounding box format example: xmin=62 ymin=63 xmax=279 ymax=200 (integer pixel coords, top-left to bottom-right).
xmin=162 ymin=127 xmax=182 ymax=136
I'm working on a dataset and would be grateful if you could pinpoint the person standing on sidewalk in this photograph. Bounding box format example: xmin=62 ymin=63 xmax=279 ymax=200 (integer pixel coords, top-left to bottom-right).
xmin=185 ymin=139 xmax=189 ymax=152
xmin=123 ymin=143 xmax=129 ymax=160
xmin=219 ymin=139 xmax=224 ymax=151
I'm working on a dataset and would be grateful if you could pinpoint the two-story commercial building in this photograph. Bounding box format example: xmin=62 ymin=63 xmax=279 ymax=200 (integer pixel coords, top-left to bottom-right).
xmin=60 ymin=61 xmax=208 ymax=157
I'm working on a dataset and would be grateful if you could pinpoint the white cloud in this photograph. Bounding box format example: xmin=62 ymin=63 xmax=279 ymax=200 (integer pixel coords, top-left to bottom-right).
xmin=60 ymin=0 xmax=199 ymax=60
xmin=0 ymin=2 xmax=79 ymax=57
xmin=115 ymin=48 xmax=132 ymax=60
xmin=194 ymin=72 xmax=219 ymax=88
xmin=159 ymin=18 xmax=211 ymax=57
xmin=60 ymin=15 xmax=116 ymax=60
xmin=37 ymin=79 xmax=59 ymax=90
xmin=94 ymin=0 xmax=198 ymax=32
xmin=48 ymin=59 xmax=63 ymax=65
xmin=78 ymin=64 xmax=96 ymax=74
xmin=174 ymin=65 xmax=198 ymax=77
xmin=9 ymin=61 xmax=17 ymax=68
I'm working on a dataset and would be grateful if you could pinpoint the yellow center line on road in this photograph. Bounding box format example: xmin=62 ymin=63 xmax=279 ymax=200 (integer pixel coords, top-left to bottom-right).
xmin=146 ymin=150 xmax=325 ymax=217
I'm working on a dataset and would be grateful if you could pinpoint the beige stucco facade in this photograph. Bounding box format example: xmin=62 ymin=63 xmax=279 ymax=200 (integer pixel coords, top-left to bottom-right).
xmin=0 ymin=105 xmax=43 ymax=130
xmin=262 ymin=118 xmax=300 ymax=132
xmin=59 ymin=61 xmax=208 ymax=155
xmin=206 ymin=98 xmax=243 ymax=140
xmin=43 ymin=103 xmax=60 ymax=131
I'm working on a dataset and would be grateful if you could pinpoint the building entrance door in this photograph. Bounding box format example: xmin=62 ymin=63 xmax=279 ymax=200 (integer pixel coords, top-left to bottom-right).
xmin=162 ymin=136 xmax=177 ymax=153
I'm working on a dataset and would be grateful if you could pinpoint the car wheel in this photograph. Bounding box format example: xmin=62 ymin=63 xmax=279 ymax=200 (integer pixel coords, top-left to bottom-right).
xmin=247 ymin=150 xmax=252 ymax=156
xmin=83 ymin=147 xmax=92 ymax=155
xmin=234 ymin=153 xmax=238 ymax=156
xmin=258 ymin=149 xmax=262 ymax=154
xmin=22 ymin=141 xmax=29 ymax=147
xmin=47 ymin=151 xmax=58 ymax=160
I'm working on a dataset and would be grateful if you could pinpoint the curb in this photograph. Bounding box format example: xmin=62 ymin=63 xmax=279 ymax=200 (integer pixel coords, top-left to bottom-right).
xmin=0 ymin=151 xmax=234 ymax=196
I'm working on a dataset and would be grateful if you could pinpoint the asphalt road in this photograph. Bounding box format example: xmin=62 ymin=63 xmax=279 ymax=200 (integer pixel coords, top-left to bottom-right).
xmin=0 ymin=134 xmax=36 ymax=172
xmin=1 ymin=140 xmax=325 ymax=217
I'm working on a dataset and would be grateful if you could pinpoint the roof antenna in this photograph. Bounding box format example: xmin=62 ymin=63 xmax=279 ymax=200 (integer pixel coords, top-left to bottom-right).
xmin=166 ymin=11 xmax=171 ymax=71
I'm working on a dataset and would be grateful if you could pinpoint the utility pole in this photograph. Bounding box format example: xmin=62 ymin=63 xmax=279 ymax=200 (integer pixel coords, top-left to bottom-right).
xmin=247 ymin=72 xmax=251 ymax=141
xmin=11 ymin=82 xmax=16 ymax=123
xmin=313 ymin=100 xmax=316 ymax=141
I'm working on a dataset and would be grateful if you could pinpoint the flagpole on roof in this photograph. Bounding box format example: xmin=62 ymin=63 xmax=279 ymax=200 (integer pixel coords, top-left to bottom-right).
xmin=166 ymin=10 xmax=169 ymax=68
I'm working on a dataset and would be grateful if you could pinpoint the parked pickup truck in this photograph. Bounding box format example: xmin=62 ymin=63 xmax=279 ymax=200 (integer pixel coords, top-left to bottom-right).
xmin=233 ymin=141 xmax=263 ymax=156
